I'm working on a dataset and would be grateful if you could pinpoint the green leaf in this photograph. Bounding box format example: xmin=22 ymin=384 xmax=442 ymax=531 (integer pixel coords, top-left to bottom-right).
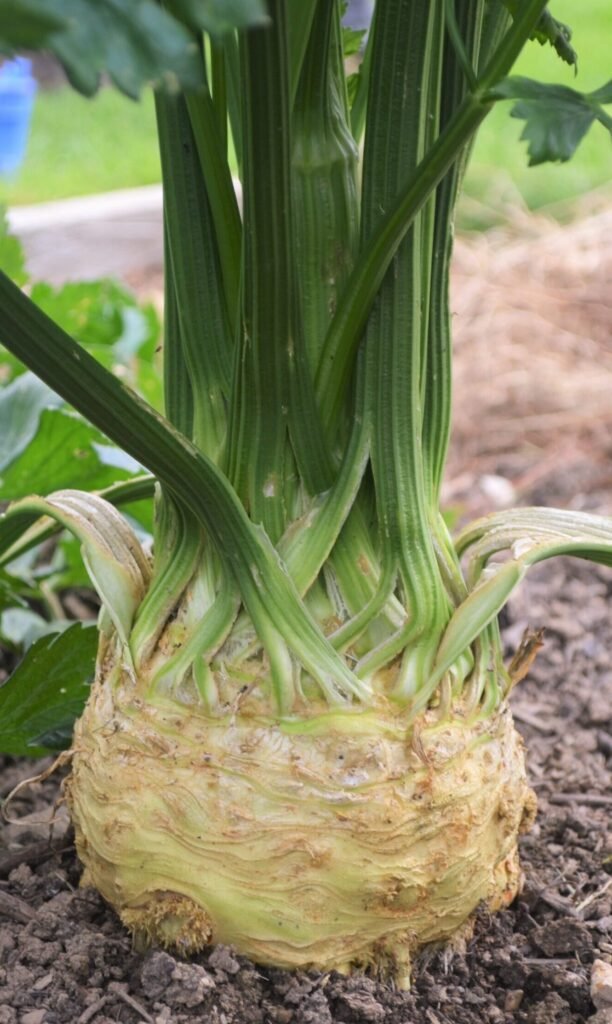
xmin=0 ymin=0 xmax=64 ymax=52
xmin=30 ymin=279 xmax=163 ymax=407
xmin=432 ymin=506 xmax=612 ymax=688
xmin=0 ymin=607 xmax=61 ymax=650
xmin=1 ymin=0 xmax=204 ymax=99
xmin=0 ymin=409 xmax=141 ymax=500
xmin=0 ymin=570 xmax=28 ymax=613
xmin=0 ymin=623 xmax=97 ymax=756
xmin=0 ymin=374 xmax=62 ymax=474
xmin=2 ymin=277 xmax=162 ymax=395
xmin=1 ymin=276 xmax=162 ymax=395
xmin=502 ymin=2 xmax=577 ymax=68
xmin=342 ymin=25 xmax=366 ymax=59
xmin=590 ymin=81 xmax=612 ymax=105
xmin=0 ymin=475 xmax=155 ymax=574
xmin=432 ymin=560 xmax=525 ymax=685
xmin=0 ymin=215 xmax=28 ymax=374
xmin=533 ymin=10 xmax=576 ymax=68
xmin=30 ymin=280 xmax=158 ymax=356
xmin=0 ymin=373 xmax=142 ymax=501
xmin=2 ymin=491 xmax=151 ymax=646
xmin=0 ymin=208 xmax=28 ymax=289
xmin=168 ymin=0 xmax=268 ymax=36
xmin=492 ymin=76 xmax=612 ymax=165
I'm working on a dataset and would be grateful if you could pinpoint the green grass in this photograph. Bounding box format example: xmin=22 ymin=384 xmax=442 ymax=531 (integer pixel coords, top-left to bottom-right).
xmin=1 ymin=2 xmax=610 ymax=219
xmin=0 ymin=88 xmax=161 ymax=206
xmin=461 ymin=0 xmax=612 ymax=227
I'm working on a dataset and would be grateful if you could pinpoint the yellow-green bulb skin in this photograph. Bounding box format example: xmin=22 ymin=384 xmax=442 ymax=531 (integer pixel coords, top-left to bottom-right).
xmin=68 ymin=667 xmax=535 ymax=980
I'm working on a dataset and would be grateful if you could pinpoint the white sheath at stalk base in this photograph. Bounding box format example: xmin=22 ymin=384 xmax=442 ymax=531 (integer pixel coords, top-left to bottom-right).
xmin=68 ymin=665 xmax=536 ymax=983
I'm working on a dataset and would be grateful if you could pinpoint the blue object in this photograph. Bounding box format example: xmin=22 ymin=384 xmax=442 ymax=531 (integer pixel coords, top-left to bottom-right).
xmin=0 ymin=58 xmax=37 ymax=176
xmin=343 ymin=0 xmax=374 ymax=30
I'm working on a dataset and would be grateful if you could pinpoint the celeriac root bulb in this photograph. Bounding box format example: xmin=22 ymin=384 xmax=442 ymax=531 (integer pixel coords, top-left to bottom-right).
xmin=68 ymin=659 xmax=535 ymax=982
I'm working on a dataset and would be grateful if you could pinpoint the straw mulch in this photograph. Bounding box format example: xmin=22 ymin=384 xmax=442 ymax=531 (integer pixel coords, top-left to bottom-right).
xmin=448 ymin=197 xmax=612 ymax=517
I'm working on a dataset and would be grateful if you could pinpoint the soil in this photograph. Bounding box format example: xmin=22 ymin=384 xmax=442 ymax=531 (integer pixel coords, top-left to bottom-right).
xmin=0 ymin=559 xmax=611 ymax=1024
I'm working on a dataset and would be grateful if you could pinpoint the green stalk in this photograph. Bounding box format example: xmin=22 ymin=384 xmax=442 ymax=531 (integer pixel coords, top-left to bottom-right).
xmin=423 ymin=0 xmax=508 ymax=501
xmin=286 ymin=0 xmax=320 ymax=101
xmin=361 ymin=0 xmax=450 ymax=698
xmin=162 ymin=222 xmax=193 ymax=438
xmin=130 ymin=493 xmax=202 ymax=671
xmin=291 ymin=0 xmax=359 ymax=375
xmin=210 ymin=40 xmax=228 ymax=155
xmin=422 ymin=0 xmax=527 ymax=711
xmin=349 ymin=25 xmax=373 ymax=143
xmin=154 ymin=92 xmax=233 ymax=688
xmin=0 ymin=475 xmax=154 ymax=568
xmin=226 ymin=0 xmax=294 ymax=542
xmin=315 ymin=0 xmax=550 ymax=434
xmin=329 ymin=555 xmax=397 ymax=653
xmin=420 ymin=2 xmax=477 ymax=501
xmin=290 ymin=10 xmax=365 ymax=501
xmin=148 ymin=576 xmax=239 ymax=703
xmin=278 ymin=414 xmax=370 ymax=595
xmin=286 ymin=1 xmax=390 ymax=627
xmin=223 ymin=32 xmax=242 ymax=173
xmin=479 ymin=0 xmax=513 ymax=70
xmin=146 ymin=214 xmax=209 ymax=683
xmin=0 ymin=271 xmax=367 ymax=709
xmin=283 ymin=5 xmax=403 ymax=643
xmin=155 ymin=90 xmax=232 ymax=462
xmin=185 ymin=85 xmax=241 ymax=330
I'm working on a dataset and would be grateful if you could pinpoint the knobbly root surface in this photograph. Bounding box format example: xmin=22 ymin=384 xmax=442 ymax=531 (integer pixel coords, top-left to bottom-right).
xmin=67 ymin=678 xmax=534 ymax=979
xmin=123 ymin=893 xmax=213 ymax=955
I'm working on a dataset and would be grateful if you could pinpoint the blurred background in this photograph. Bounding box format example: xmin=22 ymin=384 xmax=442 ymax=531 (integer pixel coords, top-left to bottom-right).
xmin=0 ymin=0 xmax=611 ymax=523
xmin=0 ymin=0 xmax=609 ymax=222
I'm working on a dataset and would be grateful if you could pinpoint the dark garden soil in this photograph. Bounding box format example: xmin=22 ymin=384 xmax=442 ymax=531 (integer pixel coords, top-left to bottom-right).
xmin=1 ymin=559 xmax=611 ymax=1024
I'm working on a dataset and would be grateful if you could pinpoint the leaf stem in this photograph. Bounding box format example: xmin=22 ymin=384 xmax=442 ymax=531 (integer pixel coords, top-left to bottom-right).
xmin=315 ymin=0 xmax=550 ymax=432
xmin=0 ymin=271 xmax=367 ymax=709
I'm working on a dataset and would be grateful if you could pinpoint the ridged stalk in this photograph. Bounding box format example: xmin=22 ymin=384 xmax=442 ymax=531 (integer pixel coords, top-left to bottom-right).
xmin=155 ymin=91 xmax=232 ymax=462
xmin=291 ymin=0 xmax=359 ymax=375
xmin=315 ymin=0 xmax=550 ymax=434
xmin=287 ymin=1 xmax=396 ymax=636
xmin=423 ymin=0 xmax=510 ymax=501
xmin=361 ymin=0 xmax=451 ymax=698
xmin=226 ymin=0 xmax=294 ymax=542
